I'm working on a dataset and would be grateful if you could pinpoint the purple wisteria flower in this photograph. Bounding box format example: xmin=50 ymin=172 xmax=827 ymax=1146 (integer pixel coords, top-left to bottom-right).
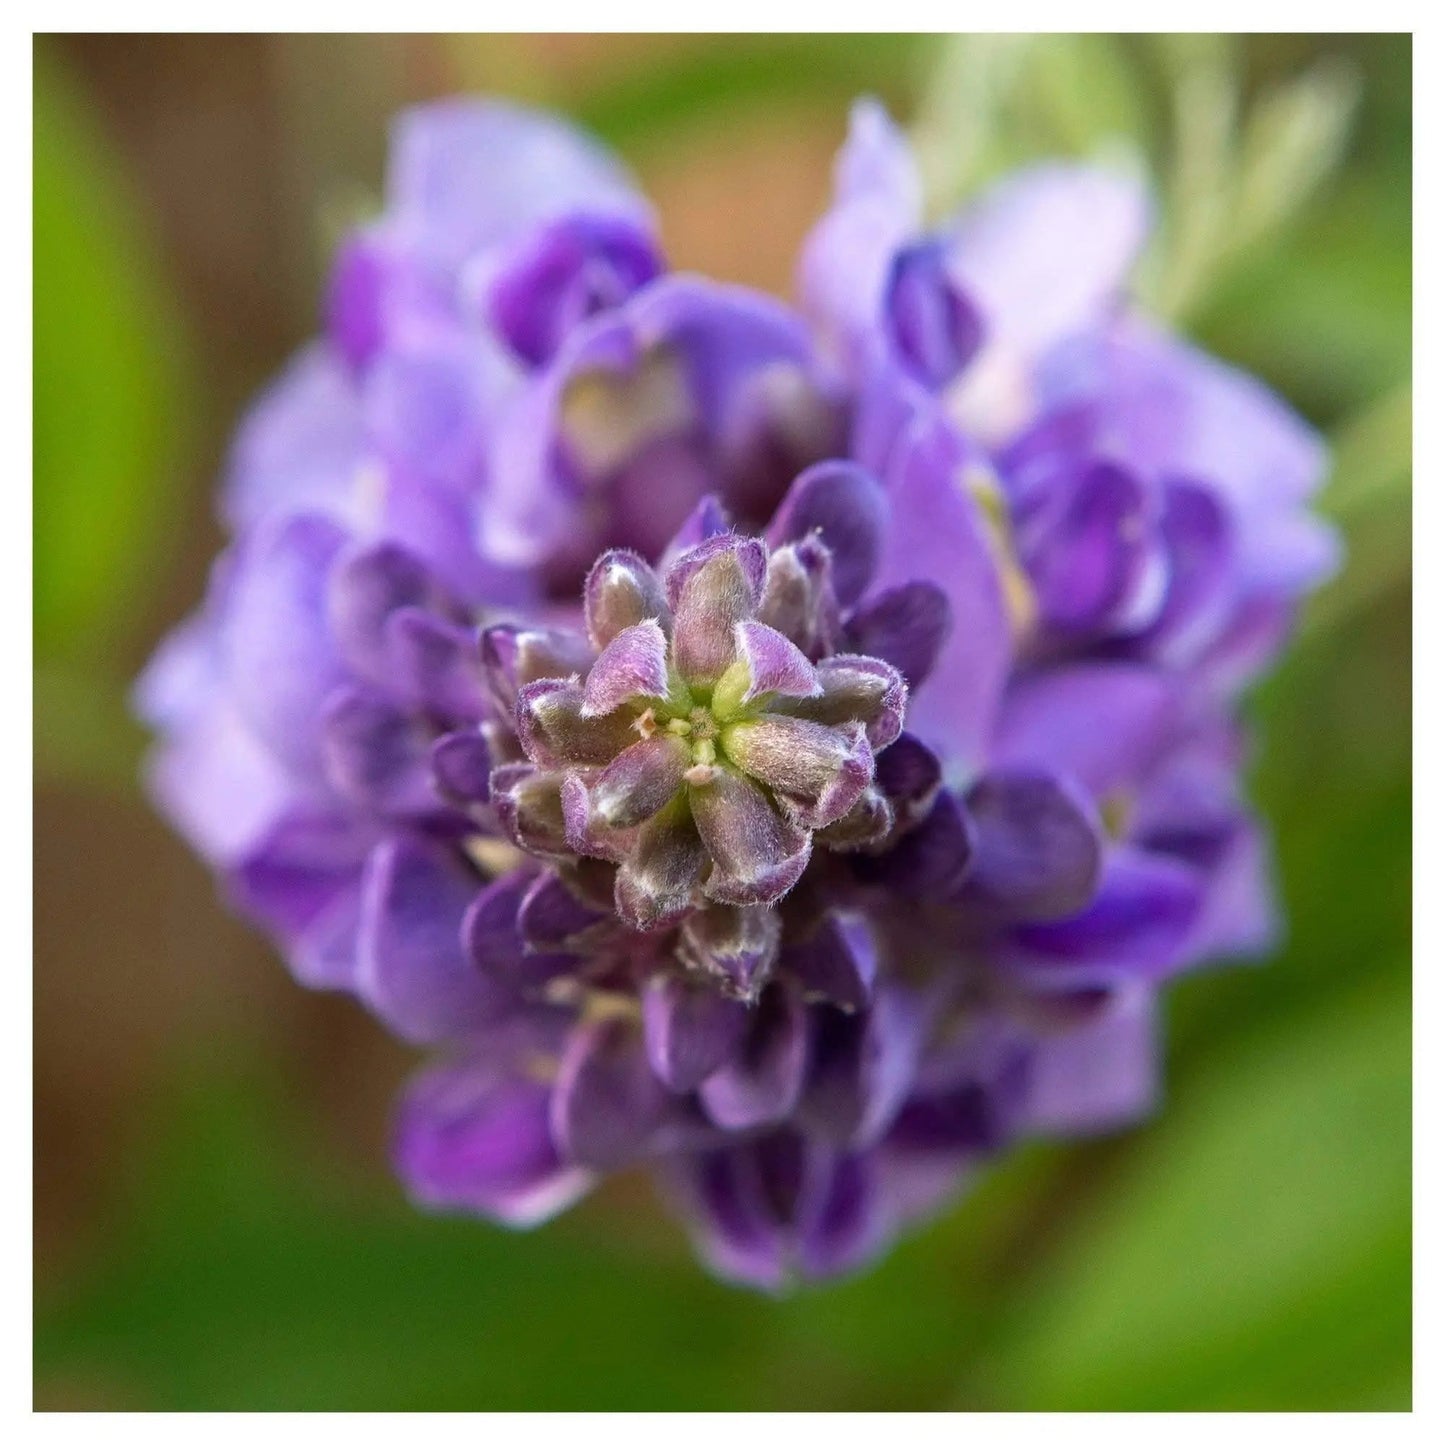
xmin=137 ymin=95 xmax=1336 ymax=1290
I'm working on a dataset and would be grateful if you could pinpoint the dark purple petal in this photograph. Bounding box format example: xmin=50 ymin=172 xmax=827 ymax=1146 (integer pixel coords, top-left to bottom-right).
xmin=672 ymin=1146 xmax=787 ymax=1291
xmin=584 ymin=548 xmax=669 ymax=650
xmin=549 ymin=1016 xmax=669 ymax=1169
xmin=581 ymin=619 xmax=670 ymax=716
xmin=386 ymin=607 xmax=487 ymax=721
xmin=699 ymin=984 xmax=809 ymax=1130
xmin=1015 ymin=459 xmax=1153 ymax=633
xmin=358 ymin=837 xmax=500 ymax=1043
xmin=872 ymin=731 xmax=942 ymax=831
xmin=800 ymin=990 xmax=925 ymax=1148
xmin=642 ymin=973 xmax=751 ymax=1092
xmin=885 ymin=242 xmax=984 ymax=389
xmin=321 ymin=686 xmax=437 ymax=816
xmin=782 ymin=913 xmax=879 ymax=1011
xmin=768 ymin=460 xmax=888 ymax=606
xmin=964 ymin=769 xmax=1103 ymax=921
xmin=1137 ymin=478 xmax=1235 ymax=657
xmin=845 ymin=582 xmax=952 ymax=690
xmin=516 ymin=868 xmax=610 ymax=952
xmin=488 ymin=213 xmax=662 ymax=367
xmin=395 ymin=1056 xmax=591 ymax=1226
xmin=677 ymin=904 xmax=782 ymax=1002
xmin=326 ymin=541 xmax=440 ymax=687
xmin=1003 ymin=846 xmax=1206 ymax=982
xmin=591 ymin=732 xmax=691 ymax=829
xmin=852 ymin=789 xmax=974 ymax=895
xmin=429 ymin=727 xmax=493 ymax=805
xmin=796 ymin=1150 xmax=893 ymax=1282
xmin=691 ymin=766 xmax=813 ymax=907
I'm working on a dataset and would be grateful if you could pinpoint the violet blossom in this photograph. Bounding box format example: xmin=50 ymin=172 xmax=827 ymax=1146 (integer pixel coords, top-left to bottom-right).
xmin=137 ymin=95 xmax=1335 ymax=1290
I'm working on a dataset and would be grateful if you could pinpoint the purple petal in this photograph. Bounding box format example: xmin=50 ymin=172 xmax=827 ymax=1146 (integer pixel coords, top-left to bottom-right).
xmin=221 ymin=345 xmax=366 ymax=531
xmin=1023 ymin=986 xmax=1158 ymax=1135
xmin=357 ymin=837 xmax=500 ymax=1043
xmin=795 ymin=1150 xmax=893 ymax=1282
xmin=782 ymin=912 xmax=880 ymax=1012
xmin=798 ymin=99 xmax=922 ymax=370
xmin=229 ymin=808 xmax=372 ymax=989
xmin=429 ymin=727 xmax=493 ymax=805
xmin=864 ymin=392 xmax=1010 ymax=773
xmin=799 ymin=988 xmax=924 ymax=1147
xmin=1015 ymin=459 xmax=1153 ymax=633
xmin=219 ymin=514 xmax=349 ymax=776
xmin=699 ymin=984 xmax=810 ymax=1130
xmin=395 ymin=1055 xmax=591 ymax=1226
xmin=768 ymin=460 xmax=888 ymax=606
xmin=885 ymin=241 xmax=984 ymax=389
xmin=321 ymin=687 xmax=438 ymax=817
xmin=1002 ymin=846 xmax=1206 ymax=982
xmin=845 ymin=582 xmax=952 ymax=690
xmin=385 ymin=607 xmax=487 ymax=721
xmin=326 ymin=540 xmax=440 ymax=688
xmin=963 ymin=769 xmax=1103 ymax=921
xmin=948 ymin=163 xmax=1150 ymax=366
xmin=642 ymin=973 xmax=752 ymax=1092
xmin=488 ymin=213 xmax=663 ymax=367
xmin=581 ymin=619 xmax=670 ymax=716
xmin=549 ymin=1016 xmax=669 ymax=1169
xmin=851 ymin=790 xmax=974 ymax=895
xmin=992 ymin=663 xmax=1179 ymax=800
xmin=388 ymin=98 xmax=651 ymax=272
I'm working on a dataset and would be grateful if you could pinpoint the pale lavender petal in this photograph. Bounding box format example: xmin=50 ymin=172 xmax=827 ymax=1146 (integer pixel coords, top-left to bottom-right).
xmin=584 ymin=548 xmax=669 ymax=650
xmin=733 ymin=620 xmax=821 ymax=703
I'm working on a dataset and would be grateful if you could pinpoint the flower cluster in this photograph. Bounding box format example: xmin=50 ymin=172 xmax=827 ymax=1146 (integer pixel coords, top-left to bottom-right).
xmin=138 ymin=97 xmax=1336 ymax=1289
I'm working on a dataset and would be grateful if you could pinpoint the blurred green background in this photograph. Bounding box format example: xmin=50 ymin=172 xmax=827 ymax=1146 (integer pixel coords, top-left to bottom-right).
xmin=33 ymin=34 xmax=1411 ymax=1410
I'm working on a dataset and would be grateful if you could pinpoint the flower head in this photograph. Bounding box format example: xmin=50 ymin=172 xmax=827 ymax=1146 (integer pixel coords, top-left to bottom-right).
xmin=138 ymin=95 xmax=1336 ymax=1291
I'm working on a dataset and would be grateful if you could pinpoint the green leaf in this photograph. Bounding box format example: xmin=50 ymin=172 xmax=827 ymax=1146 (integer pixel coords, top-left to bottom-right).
xmin=33 ymin=46 xmax=193 ymax=665
xmin=979 ymin=978 xmax=1411 ymax=1409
